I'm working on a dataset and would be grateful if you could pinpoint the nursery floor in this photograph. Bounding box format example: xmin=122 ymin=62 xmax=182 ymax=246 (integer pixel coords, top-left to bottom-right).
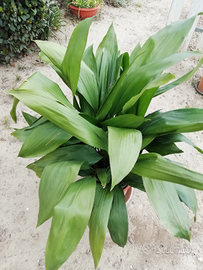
xmin=1 ymin=0 xmax=203 ymax=269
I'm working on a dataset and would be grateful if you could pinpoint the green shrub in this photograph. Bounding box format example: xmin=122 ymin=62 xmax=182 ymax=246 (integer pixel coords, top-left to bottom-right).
xmin=104 ymin=0 xmax=130 ymax=7
xmin=0 ymin=0 xmax=63 ymax=63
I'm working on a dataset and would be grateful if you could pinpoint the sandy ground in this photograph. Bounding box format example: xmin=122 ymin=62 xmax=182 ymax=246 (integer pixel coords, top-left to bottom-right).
xmin=1 ymin=0 xmax=203 ymax=269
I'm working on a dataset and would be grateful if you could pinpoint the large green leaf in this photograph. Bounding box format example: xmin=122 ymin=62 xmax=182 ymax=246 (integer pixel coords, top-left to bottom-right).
xmin=17 ymin=72 xmax=72 ymax=108
xmin=46 ymin=177 xmax=96 ymax=270
xmin=35 ymin=40 xmax=66 ymax=70
xmin=9 ymin=75 xmax=108 ymax=151
xmin=61 ymin=18 xmax=93 ymax=94
xmin=146 ymin=140 xmax=183 ymax=156
xmin=155 ymin=58 xmax=203 ymax=97
xmin=145 ymin=133 xmax=203 ymax=155
xmin=27 ymin=144 xmax=102 ymax=177
xmin=108 ymin=185 xmax=128 ymax=247
xmin=134 ymin=16 xmax=196 ymax=67
xmin=175 ymin=184 xmax=197 ymax=219
xmin=77 ymin=61 xmax=99 ymax=111
xmin=101 ymin=114 xmax=147 ymax=129
xmin=143 ymin=178 xmax=191 ymax=240
xmin=37 ymin=161 xmax=83 ymax=226
xmin=108 ymin=127 xmax=142 ymax=189
xmin=140 ymin=108 xmax=203 ymax=135
xmin=132 ymin=153 xmax=203 ymax=190
xmin=19 ymin=122 xmax=72 ymax=158
xmin=89 ymin=184 xmax=113 ymax=268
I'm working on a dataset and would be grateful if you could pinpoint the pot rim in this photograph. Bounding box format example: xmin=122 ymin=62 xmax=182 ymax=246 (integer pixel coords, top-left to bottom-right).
xmin=69 ymin=4 xmax=99 ymax=11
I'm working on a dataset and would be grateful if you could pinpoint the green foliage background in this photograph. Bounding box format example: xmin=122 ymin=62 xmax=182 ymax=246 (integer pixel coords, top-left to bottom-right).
xmin=0 ymin=0 xmax=62 ymax=63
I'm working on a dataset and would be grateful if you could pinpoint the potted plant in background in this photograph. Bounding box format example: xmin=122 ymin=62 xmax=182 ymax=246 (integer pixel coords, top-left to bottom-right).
xmin=9 ymin=14 xmax=203 ymax=270
xmin=195 ymin=76 xmax=203 ymax=94
xmin=68 ymin=0 xmax=102 ymax=19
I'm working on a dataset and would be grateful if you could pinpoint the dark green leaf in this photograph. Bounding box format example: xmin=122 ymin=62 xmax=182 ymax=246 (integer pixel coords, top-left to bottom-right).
xmin=122 ymin=173 xmax=145 ymax=192
xmin=140 ymin=108 xmax=203 ymax=135
xmin=89 ymin=184 xmax=113 ymax=268
xmin=101 ymin=114 xmax=147 ymax=129
xmin=27 ymin=145 xmax=102 ymax=177
xmin=22 ymin=111 xmax=37 ymax=125
xmin=108 ymin=185 xmax=128 ymax=247
xmin=146 ymin=133 xmax=203 ymax=155
xmin=132 ymin=153 xmax=203 ymax=190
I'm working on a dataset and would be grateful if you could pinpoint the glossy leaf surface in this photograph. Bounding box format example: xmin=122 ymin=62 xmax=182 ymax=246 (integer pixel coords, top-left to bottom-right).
xmin=108 ymin=127 xmax=142 ymax=189
xmin=143 ymin=178 xmax=191 ymax=240
xmin=27 ymin=145 xmax=102 ymax=177
xmin=89 ymin=184 xmax=113 ymax=268
xmin=46 ymin=177 xmax=96 ymax=270
xmin=19 ymin=122 xmax=72 ymax=158
xmin=108 ymin=185 xmax=128 ymax=247
xmin=140 ymin=108 xmax=203 ymax=135
xmin=132 ymin=153 xmax=203 ymax=190
xmin=102 ymin=114 xmax=146 ymax=129
xmin=37 ymin=161 xmax=83 ymax=226
xmin=9 ymin=75 xmax=108 ymax=151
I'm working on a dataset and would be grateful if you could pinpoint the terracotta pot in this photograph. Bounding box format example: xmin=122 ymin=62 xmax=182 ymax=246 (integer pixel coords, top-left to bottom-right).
xmin=123 ymin=185 xmax=132 ymax=203
xmin=69 ymin=5 xmax=99 ymax=19
xmin=195 ymin=77 xmax=203 ymax=95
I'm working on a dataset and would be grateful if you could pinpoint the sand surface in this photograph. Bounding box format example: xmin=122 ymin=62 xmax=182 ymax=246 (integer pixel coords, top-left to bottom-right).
xmin=1 ymin=0 xmax=203 ymax=269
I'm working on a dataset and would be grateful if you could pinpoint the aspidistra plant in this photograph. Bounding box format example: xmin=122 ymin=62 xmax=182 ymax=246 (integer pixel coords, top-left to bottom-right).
xmin=10 ymin=14 xmax=203 ymax=270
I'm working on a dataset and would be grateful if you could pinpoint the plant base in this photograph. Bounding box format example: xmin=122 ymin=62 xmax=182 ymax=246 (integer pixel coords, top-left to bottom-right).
xmin=69 ymin=5 xmax=99 ymax=19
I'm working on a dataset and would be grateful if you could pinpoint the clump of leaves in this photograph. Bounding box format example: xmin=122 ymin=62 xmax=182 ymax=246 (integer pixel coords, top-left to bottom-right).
xmin=104 ymin=0 xmax=130 ymax=7
xmin=68 ymin=0 xmax=102 ymax=8
xmin=9 ymin=15 xmax=203 ymax=270
xmin=0 ymin=0 xmax=63 ymax=64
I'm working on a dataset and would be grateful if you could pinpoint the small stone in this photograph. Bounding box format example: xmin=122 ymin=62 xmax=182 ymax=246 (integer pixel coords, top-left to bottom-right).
xmin=128 ymin=236 xmax=134 ymax=244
